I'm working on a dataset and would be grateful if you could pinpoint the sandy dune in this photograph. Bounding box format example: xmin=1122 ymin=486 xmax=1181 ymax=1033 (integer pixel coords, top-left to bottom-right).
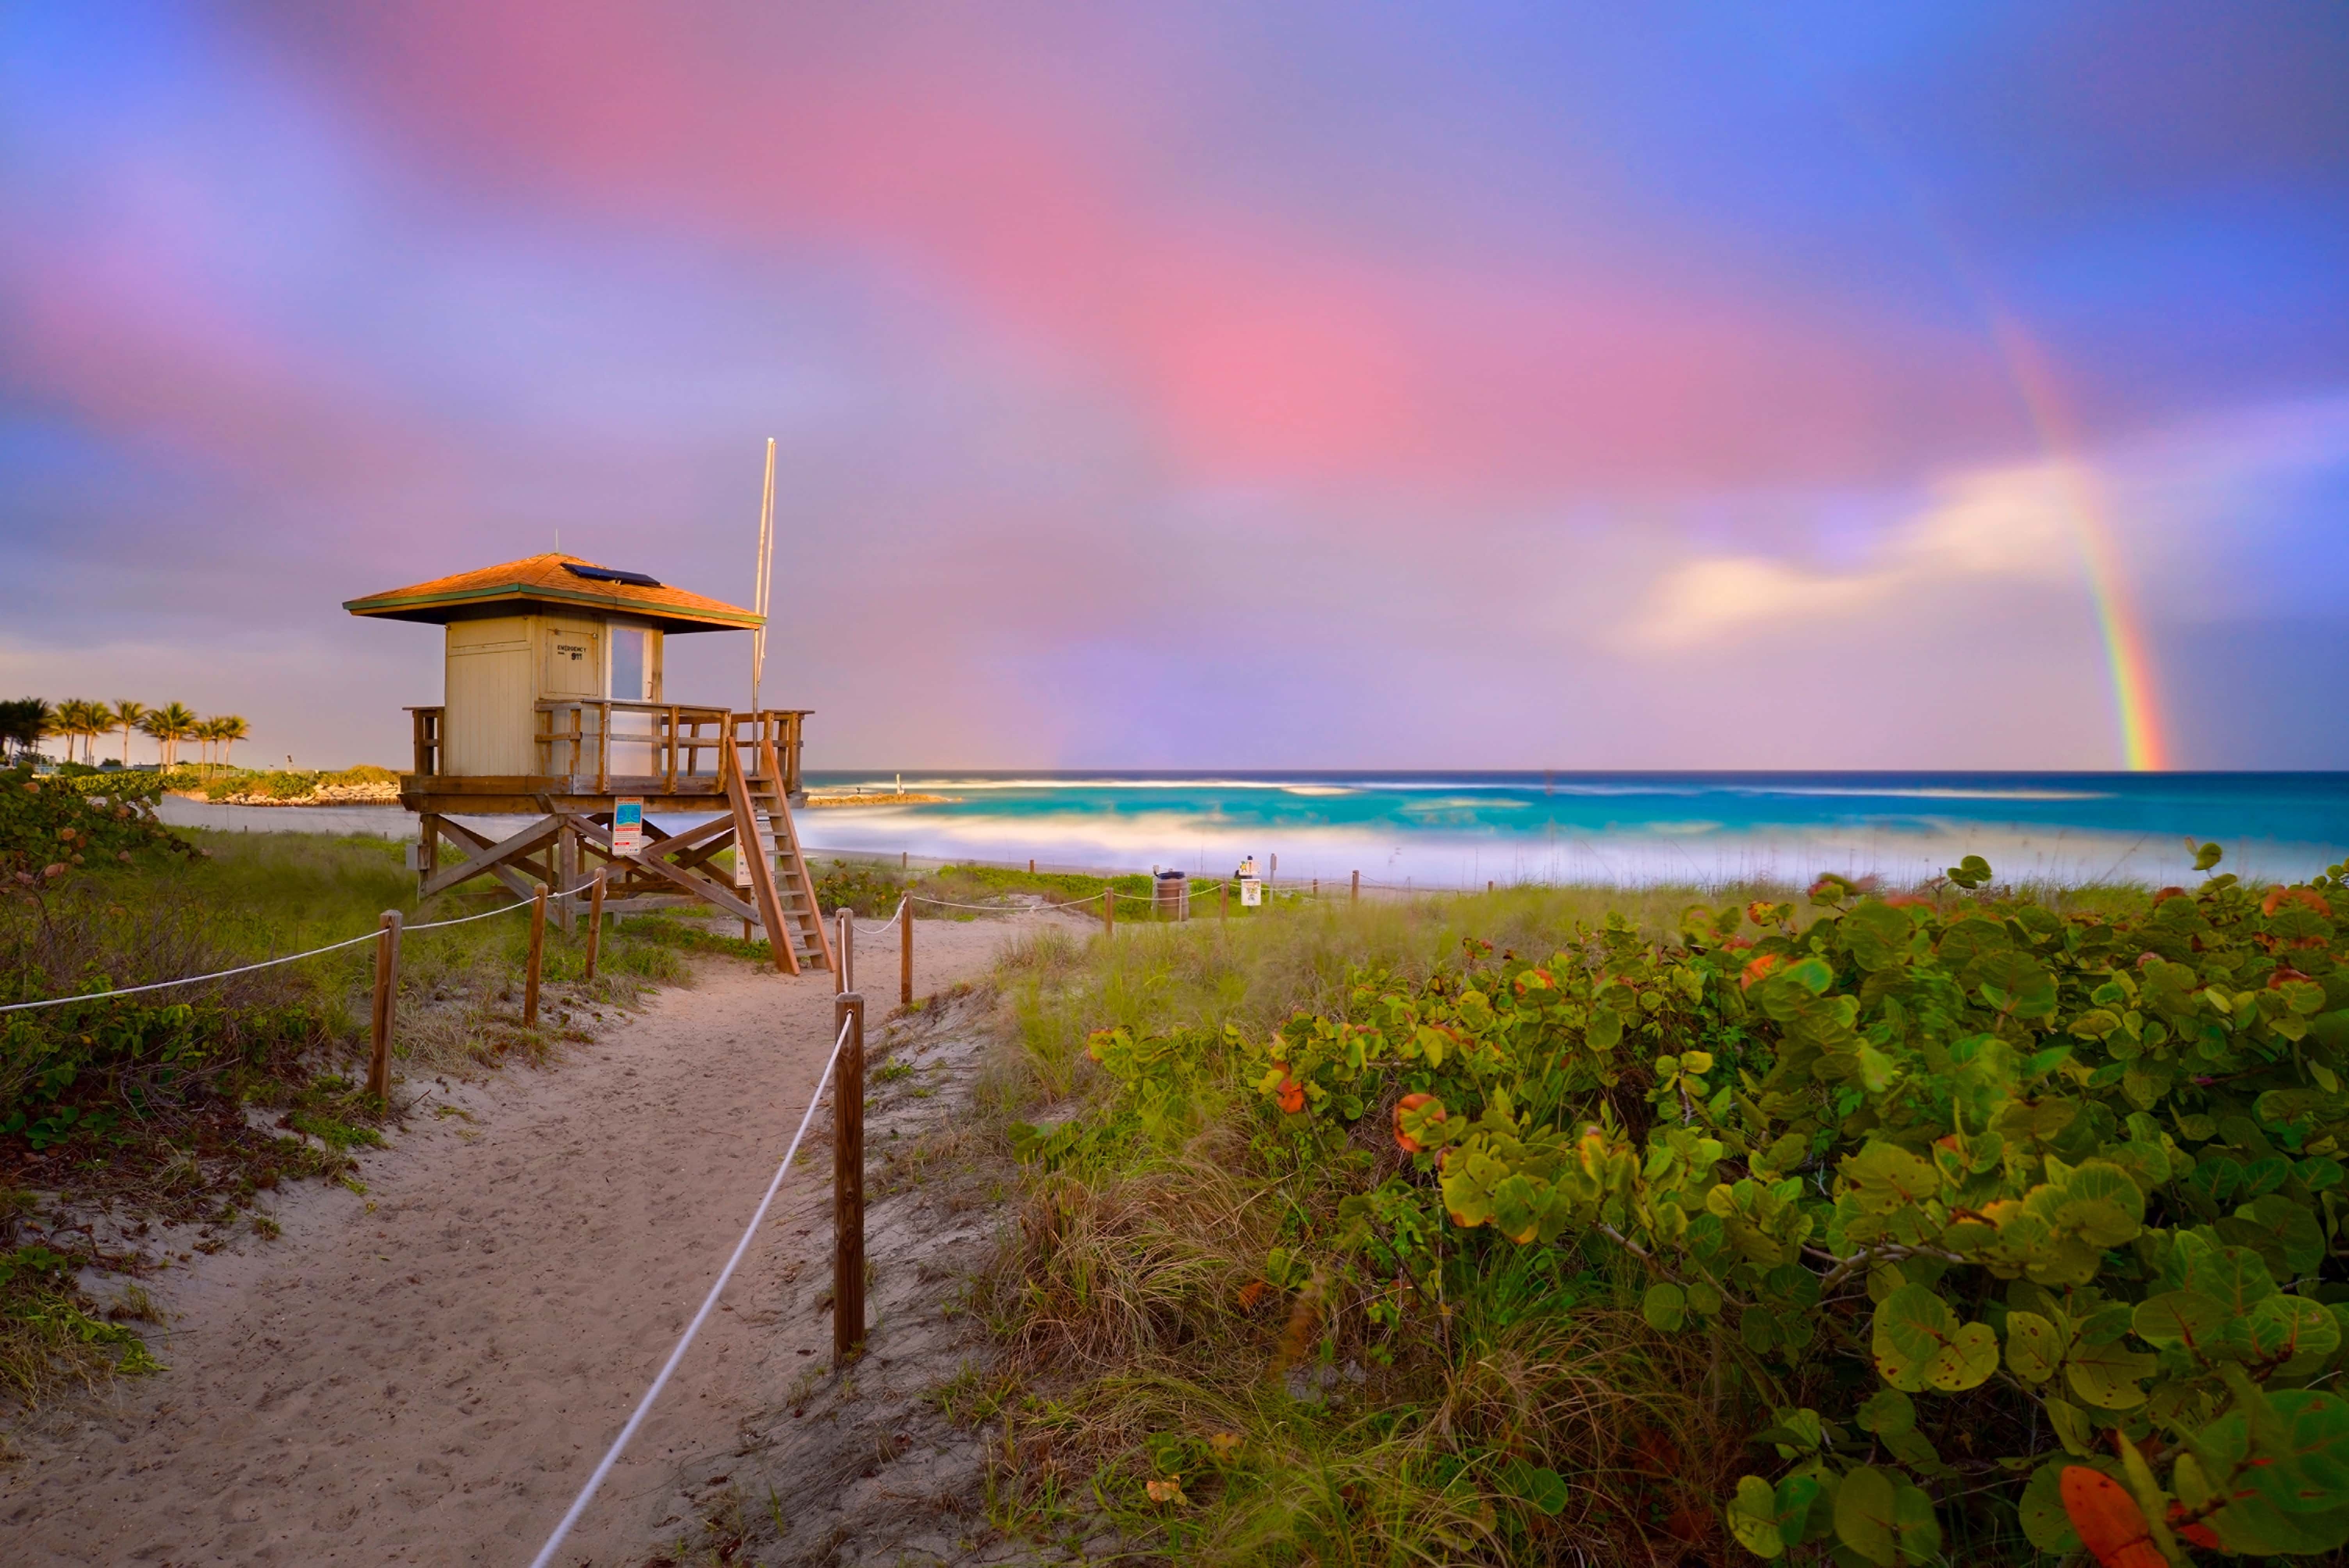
xmin=1 ymin=916 xmax=1027 ymax=1566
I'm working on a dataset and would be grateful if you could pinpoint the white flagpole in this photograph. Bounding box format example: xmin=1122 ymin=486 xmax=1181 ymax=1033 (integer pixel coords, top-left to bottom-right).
xmin=751 ymin=437 xmax=775 ymax=712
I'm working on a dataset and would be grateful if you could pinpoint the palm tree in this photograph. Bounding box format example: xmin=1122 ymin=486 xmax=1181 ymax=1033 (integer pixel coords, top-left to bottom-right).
xmin=0 ymin=698 xmax=49 ymax=763
xmin=142 ymin=702 xmax=199 ymax=768
xmin=111 ymin=700 xmax=148 ymax=766
xmin=36 ymin=701 xmax=71 ymax=763
xmin=61 ymin=699 xmax=107 ymax=763
xmin=213 ymin=715 xmax=250 ymax=770
xmin=51 ymin=699 xmax=88 ymax=763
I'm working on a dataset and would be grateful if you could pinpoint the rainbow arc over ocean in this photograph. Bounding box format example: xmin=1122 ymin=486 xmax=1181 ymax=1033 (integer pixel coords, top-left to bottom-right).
xmin=1992 ymin=314 xmax=2169 ymax=771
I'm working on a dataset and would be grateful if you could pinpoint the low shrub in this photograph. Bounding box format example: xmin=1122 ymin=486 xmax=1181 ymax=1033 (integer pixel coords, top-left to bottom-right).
xmin=1000 ymin=849 xmax=2349 ymax=1563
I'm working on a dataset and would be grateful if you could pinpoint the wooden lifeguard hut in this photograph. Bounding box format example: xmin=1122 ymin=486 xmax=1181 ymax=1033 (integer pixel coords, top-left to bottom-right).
xmin=344 ymin=552 xmax=832 ymax=974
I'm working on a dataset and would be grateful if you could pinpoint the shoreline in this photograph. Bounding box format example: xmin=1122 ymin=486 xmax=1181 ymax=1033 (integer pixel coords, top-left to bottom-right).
xmin=151 ymin=795 xmax=2344 ymax=892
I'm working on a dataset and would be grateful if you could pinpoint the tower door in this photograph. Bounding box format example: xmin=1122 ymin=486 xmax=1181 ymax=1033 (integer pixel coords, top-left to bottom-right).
xmin=541 ymin=622 xmax=603 ymax=700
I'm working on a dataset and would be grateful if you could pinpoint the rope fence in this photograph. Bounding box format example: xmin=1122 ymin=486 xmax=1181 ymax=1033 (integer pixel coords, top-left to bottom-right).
xmin=0 ymin=888 xmax=571 ymax=1016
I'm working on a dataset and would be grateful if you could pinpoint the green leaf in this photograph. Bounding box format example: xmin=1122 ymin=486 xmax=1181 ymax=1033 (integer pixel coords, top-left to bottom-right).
xmin=1974 ymin=950 xmax=2058 ymax=1018
xmin=2193 ymin=841 xmax=2224 ymax=871
xmin=2187 ymin=1244 xmax=2280 ymax=1313
xmin=1784 ymin=956 xmax=1834 ymax=995
xmin=1727 ymin=1475 xmax=1786 ymax=1559
xmin=1871 ymin=1285 xmax=1997 ymax=1393
xmin=2192 ymin=1384 xmax=2349 ymax=1552
xmin=1841 ymin=1144 xmax=1939 ymax=1216
xmin=1641 ymin=1281 xmax=1686 ymax=1332
xmin=2132 ymin=1290 xmax=2230 ymax=1358
xmin=1891 ymin=1479 xmax=1941 ymax=1564
xmin=1833 ymin=1465 xmax=1898 ymax=1566
xmin=2044 ymin=1395 xmax=2097 ymax=1458
xmin=1855 ymin=1387 xmax=1915 ymax=1436
xmin=2018 ymin=1460 xmax=2082 ymax=1552
xmin=2065 ymin=1335 xmax=2156 ymax=1409
xmin=2238 ymin=1192 xmax=2329 ymax=1276
xmin=1502 ymin=1459 xmax=1568 ymax=1517
xmin=2245 ymin=1388 xmax=2349 ymax=1514
xmin=1845 ymin=900 xmax=1912 ymax=972
xmin=2004 ymin=1310 xmax=2062 ymax=1383
xmin=1882 ymin=1426 xmax=1943 ymax=1473
xmin=2240 ymin=1293 xmax=2343 ymax=1378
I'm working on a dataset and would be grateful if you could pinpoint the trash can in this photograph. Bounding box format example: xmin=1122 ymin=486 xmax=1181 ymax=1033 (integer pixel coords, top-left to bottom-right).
xmin=1154 ymin=868 xmax=1189 ymax=921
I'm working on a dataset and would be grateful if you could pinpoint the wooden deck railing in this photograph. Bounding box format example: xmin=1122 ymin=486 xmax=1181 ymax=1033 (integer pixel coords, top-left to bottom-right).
xmin=401 ymin=702 xmax=807 ymax=798
xmin=409 ymin=706 xmax=442 ymax=777
xmin=532 ymin=701 xmax=809 ymax=796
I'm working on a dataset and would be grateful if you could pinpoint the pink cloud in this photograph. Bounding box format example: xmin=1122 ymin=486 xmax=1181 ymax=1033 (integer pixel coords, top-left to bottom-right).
xmin=241 ymin=0 xmax=2025 ymax=492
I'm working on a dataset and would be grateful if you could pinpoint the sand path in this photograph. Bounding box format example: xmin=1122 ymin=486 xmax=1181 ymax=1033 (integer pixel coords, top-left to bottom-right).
xmin=2 ymin=917 xmax=1024 ymax=1566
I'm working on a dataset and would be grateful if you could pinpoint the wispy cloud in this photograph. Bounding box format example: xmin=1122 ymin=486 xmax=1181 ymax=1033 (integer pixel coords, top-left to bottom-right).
xmin=1635 ymin=461 xmax=2085 ymax=648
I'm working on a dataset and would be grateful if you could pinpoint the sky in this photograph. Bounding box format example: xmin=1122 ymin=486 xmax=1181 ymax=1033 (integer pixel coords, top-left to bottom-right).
xmin=3 ymin=1 xmax=2346 ymax=771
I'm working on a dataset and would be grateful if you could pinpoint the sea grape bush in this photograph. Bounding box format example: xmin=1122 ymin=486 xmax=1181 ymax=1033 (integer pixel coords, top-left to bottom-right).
xmin=0 ymin=763 xmax=188 ymax=881
xmin=1083 ymin=847 xmax=2349 ymax=1563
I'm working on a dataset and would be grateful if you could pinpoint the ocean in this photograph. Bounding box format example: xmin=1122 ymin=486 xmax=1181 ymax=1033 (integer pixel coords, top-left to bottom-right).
xmin=794 ymin=772 xmax=2349 ymax=890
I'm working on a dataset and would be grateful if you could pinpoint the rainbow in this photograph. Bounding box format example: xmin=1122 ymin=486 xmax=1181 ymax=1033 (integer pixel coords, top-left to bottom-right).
xmin=1988 ymin=314 xmax=2171 ymax=771
xmin=1813 ymin=92 xmax=2173 ymax=771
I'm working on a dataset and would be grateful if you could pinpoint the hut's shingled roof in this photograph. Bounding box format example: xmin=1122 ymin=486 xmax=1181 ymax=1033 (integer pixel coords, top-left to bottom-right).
xmin=344 ymin=553 xmax=761 ymax=633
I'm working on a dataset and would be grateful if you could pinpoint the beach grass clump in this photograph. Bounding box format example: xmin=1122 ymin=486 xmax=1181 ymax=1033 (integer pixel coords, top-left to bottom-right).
xmin=975 ymin=851 xmax=2349 ymax=1564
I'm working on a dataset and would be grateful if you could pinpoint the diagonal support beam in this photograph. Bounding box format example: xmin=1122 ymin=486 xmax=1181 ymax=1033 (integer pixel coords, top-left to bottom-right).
xmin=428 ymin=815 xmax=563 ymax=902
xmin=631 ymin=849 xmax=763 ymax=925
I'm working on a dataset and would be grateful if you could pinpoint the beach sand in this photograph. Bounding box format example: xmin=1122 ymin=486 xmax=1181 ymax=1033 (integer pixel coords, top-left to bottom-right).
xmin=0 ymin=916 xmax=1028 ymax=1566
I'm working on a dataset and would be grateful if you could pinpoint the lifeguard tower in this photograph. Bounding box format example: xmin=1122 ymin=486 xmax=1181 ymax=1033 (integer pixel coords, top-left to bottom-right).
xmin=344 ymin=553 xmax=832 ymax=974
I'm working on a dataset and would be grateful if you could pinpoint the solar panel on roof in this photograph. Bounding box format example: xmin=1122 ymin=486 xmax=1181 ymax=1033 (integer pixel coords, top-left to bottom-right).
xmin=562 ymin=562 xmax=664 ymax=588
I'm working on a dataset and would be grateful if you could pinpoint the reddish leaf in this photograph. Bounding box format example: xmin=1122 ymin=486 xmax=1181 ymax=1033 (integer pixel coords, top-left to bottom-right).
xmin=2165 ymin=1502 xmax=2221 ymax=1552
xmin=1739 ymin=953 xmax=1783 ymax=991
xmin=2059 ymin=1467 xmax=2166 ymax=1568
xmin=1393 ymin=1093 xmax=1442 ymax=1153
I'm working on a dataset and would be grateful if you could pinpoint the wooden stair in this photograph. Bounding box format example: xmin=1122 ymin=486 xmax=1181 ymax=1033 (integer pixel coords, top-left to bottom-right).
xmin=723 ymin=731 xmax=834 ymax=975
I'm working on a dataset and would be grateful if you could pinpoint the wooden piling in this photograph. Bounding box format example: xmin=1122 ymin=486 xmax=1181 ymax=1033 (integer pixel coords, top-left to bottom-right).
xmin=1351 ymin=870 xmax=1360 ymax=902
xmin=1103 ymin=883 xmax=1114 ymax=933
xmin=584 ymin=868 xmax=607 ymax=980
xmin=836 ymin=908 xmax=853 ymax=994
xmin=367 ymin=909 xmax=403 ymax=1100
xmin=833 ymin=990 xmax=866 ymax=1361
xmin=555 ymin=826 xmax=577 ymax=935
xmin=524 ymin=882 xmax=547 ymax=1026
xmin=899 ymin=896 xmax=913 ymax=1007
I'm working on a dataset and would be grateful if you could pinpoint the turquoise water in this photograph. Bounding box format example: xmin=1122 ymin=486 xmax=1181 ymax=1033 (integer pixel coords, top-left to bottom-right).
xmin=795 ymin=772 xmax=2349 ymax=889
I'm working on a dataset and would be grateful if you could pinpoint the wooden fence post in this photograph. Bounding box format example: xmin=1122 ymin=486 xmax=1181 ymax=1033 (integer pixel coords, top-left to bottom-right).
xmin=1103 ymin=883 xmax=1114 ymax=933
xmin=1351 ymin=870 xmax=1360 ymax=902
xmin=368 ymin=909 xmax=403 ymax=1100
xmin=524 ymin=882 xmax=548 ymax=1026
xmin=583 ymin=869 xmax=607 ymax=980
xmin=836 ymin=908 xmax=853 ymax=994
xmin=899 ymin=896 xmax=913 ymax=1007
xmin=833 ymin=990 xmax=866 ymax=1361
xmin=1219 ymin=878 xmax=1228 ymax=921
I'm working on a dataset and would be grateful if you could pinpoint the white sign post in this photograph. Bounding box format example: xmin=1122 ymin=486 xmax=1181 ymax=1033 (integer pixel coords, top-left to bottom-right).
xmin=735 ymin=818 xmax=777 ymax=889
xmin=611 ymin=798 xmax=644 ymax=859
